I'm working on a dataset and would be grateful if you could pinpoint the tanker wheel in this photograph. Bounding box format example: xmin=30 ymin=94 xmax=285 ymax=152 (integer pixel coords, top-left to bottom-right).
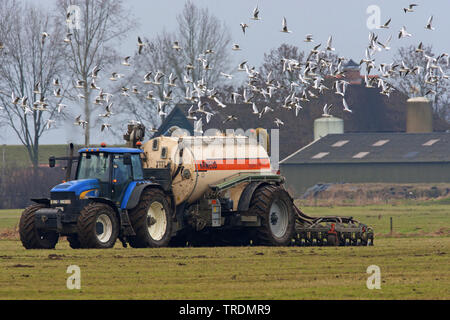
xmin=67 ymin=234 xmax=81 ymax=249
xmin=77 ymin=202 xmax=119 ymax=249
xmin=127 ymin=188 xmax=173 ymax=248
xmin=19 ymin=204 xmax=59 ymax=249
xmin=249 ymin=185 xmax=295 ymax=246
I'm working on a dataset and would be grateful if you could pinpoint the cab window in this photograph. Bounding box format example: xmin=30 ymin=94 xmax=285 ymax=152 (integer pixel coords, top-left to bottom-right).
xmin=131 ymin=154 xmax=144 ymax=180
xmin=76 ymin=153 xmax=110 ymax=182
xmin=112 ymin=154 xmax=132 ymax=201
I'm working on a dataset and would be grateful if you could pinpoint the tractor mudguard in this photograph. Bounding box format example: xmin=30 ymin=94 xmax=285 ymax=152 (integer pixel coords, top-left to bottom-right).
xmin=237 ymin=181 xmax=271 ymax=212
xmin=124 ymin=182 xmax=163 ymax=210
xmin=85 ymin=197 xmax=118 ymax=210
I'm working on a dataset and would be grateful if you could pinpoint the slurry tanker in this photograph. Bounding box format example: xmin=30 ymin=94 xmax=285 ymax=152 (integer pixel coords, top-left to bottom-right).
xmin=19 ymin=123 xmax=373 ymax=249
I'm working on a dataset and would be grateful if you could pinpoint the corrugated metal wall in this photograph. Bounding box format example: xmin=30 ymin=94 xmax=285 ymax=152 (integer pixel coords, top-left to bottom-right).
xmin=280 ymin=162 xmax=450 ymax=197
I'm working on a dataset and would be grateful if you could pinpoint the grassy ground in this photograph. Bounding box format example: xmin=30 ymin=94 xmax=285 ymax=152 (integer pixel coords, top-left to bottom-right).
xmin=0 ymin=238 xmax=448 ymax=300
xmin=294 ymin=201 xmax=450 ymax=236
xmin=0 ymin=203 xmax=448 ymax=300
xmin=0 ymin=209 xmax=22 ymax=230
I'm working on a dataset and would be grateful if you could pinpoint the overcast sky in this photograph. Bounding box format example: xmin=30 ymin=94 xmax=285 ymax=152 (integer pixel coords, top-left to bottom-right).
xmin=4 ymin=0 xmax=450 ymax=145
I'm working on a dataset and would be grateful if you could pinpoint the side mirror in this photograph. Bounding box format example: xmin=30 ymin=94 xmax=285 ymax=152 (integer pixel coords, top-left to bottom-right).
xmin=123 ymin=153 xmax=132 ymax=165
xmin=49 ymin=156 xmax=55 ymax=168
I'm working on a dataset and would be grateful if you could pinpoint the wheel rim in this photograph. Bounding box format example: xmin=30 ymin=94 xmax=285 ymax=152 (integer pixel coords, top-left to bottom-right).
xmin=95 ymin=214 xmax=113 ymax=243
xmin=147 ymin=201 xmax=167 ymax=241
xmin=269 ymin=200 xmax=289 ymax=239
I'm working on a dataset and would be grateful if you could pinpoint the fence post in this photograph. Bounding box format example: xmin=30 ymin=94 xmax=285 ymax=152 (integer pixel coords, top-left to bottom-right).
xmin=390 ymin=217 xmax=393 ymax=234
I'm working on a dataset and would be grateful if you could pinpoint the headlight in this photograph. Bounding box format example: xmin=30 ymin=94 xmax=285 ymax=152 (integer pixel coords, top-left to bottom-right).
xmin=60 ymin=200 xmax=71 ymax=204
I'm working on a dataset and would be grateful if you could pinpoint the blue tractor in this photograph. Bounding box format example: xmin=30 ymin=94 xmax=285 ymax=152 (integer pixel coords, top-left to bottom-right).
xmin=19 ymin=143 xmax=173 ymax=249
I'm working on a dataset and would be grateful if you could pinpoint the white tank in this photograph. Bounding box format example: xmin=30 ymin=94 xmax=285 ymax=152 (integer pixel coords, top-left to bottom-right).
xmin=314 ymin=116 xmax=344 ymax=140
xmin=142 ymin=133 xmax=272 ymax=205
xmin=406 ymin=97 xmax=433 ymax=133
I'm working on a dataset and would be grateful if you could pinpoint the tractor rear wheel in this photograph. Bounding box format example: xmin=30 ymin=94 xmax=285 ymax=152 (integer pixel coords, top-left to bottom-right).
xmin=249 ymin=185 xmax=296 ymax=246
xmin=127 ymin=188 xmax=173 ymax=248
xmin=77 ymin=202 xmax=119 ymax=249
xmin=19 ymin=204 xmax=59 ymax=249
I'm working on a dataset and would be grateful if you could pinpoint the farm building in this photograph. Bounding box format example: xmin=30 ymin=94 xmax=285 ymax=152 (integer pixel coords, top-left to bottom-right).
xmin=279 ymin=132 xmax=450 ymax=197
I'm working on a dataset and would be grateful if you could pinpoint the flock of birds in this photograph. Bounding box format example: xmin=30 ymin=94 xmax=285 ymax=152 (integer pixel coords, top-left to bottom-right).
xmin=2 ymin=3 xmax=449 ymax=136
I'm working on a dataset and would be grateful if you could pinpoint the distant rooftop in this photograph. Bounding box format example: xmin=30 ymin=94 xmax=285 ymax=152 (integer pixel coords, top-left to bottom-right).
xmin=280 ymin=132 xmax=450 ymax=164
xmin=344 ymin=59 xmax=360 ymax=69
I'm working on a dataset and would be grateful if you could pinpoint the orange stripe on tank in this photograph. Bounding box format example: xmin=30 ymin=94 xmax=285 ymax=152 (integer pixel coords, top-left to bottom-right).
xmin=194 ymin=158 xmax=270 ymax=171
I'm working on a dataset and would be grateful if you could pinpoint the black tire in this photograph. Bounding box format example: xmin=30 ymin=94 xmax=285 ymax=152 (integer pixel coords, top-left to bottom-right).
xmin=249 ymin=184 xmax=296 ymax=246
xmin=19 ymin=204 xmax=59 ymax=249
xmin=127 ymin=188 xmax=173 ymax=248
xmin=77 ymin=202 xmax=119 ymax=249
xmin=67 ymin=234 xmax=81 ymax=249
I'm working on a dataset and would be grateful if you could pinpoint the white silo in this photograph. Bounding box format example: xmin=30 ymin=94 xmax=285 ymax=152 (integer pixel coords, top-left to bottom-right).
xmin=314 ymin=116 xmax=344 ymax=140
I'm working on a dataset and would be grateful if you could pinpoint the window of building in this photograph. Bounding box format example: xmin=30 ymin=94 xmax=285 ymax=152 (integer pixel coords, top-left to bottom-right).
xmin=311 ymin=152 xmax=330 ymax=159
xmin=372 ymin=139 xmax=389 ymax=147
xmin=332 ymin=140 xmax=349 ymax=147
xmin=422 ymin=139 xmax=440 ymax=146
xmin=352 ymin=151 xmax=370 ymax=159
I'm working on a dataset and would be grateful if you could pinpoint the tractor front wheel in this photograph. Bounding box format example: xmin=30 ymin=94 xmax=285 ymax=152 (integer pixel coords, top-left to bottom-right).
xmin=77 ymin=202 xmax=119 ymax=249
xmin=19 ymin=204 xmax=59 ymax=249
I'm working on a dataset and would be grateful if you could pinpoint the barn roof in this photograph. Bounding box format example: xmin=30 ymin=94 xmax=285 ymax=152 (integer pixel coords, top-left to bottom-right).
xmin=344 ymin=59 xmax=360 ymax=69
xmin=154 ymin=105 xmax=194 ymax=137
xmin=280 ymin=132 xmax=450 ymax=164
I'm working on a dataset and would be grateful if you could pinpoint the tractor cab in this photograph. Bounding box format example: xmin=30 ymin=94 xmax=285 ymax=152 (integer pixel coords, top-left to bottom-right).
xmin=49 ymin=147 xmax=144 ymax=207
xmin=71 ymin=147 xmax=144 ymax=205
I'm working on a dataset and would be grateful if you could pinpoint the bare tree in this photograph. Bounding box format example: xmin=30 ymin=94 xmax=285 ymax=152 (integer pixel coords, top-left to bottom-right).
xmin=175 ymin=1 xmax=232 ymax=88
xmin=0 ymin=0 xmax=67 ymax=167
xmin=256 ymin=43 xmax=306 ymax=104
xmin=392 ymin=44 xmax=450 ymax=120
xmin=114 ymin=34 xmax=174 ymax=131
xmin=119 ymin=0 xmax=232 ymax=131
xmin=56 ymin=0 xmax=135 ymax=145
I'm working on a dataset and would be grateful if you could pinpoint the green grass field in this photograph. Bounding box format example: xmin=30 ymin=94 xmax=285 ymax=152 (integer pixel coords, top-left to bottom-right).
xmin=294 ymin=201 xmax=450 ymax=236
xmin=0 ymin=209 xmax=22 ymax=230
xmin=0 ymin=203 xmax=448 ymax=300
xmin=0 ymin=144 xmax=69 ymax=168
xmin=0 ymin=144 xmax=125 ymax=168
